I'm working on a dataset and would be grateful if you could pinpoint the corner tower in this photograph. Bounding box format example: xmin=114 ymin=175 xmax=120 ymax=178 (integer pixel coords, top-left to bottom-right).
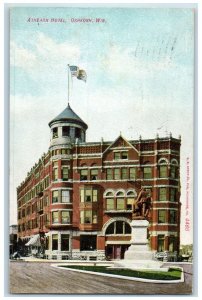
xmin=48 ymin=103 xmax=88 ymax=149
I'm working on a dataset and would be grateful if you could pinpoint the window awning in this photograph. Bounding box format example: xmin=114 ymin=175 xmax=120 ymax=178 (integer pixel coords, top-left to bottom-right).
xmin=25 ymin=234 xmax=40 ymax=246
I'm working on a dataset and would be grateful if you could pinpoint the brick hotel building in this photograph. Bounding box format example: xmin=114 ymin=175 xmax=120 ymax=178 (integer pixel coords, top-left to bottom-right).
xmin=17 ymin=103 xmax=181 ymax=260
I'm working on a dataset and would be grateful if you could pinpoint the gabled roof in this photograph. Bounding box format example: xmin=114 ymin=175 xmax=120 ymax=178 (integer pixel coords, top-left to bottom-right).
xmin=48 ymin=103 xmax=88 ymax=129
xmin=103 ymin=134 xmax=139 ymax=155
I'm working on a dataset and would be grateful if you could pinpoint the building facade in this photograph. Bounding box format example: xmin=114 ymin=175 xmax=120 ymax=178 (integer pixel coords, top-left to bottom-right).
xmin=9 ymin=225 xmax=18 ymax=256
xmin=17 ymin=104 xmax=181 ymax=260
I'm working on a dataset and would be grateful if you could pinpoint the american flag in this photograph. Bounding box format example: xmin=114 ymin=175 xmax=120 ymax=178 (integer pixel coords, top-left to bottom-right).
xmin=69 ymin=65 xmax=79 ymax=77
xmin=69 ymin=65 xmax=87 ymax=82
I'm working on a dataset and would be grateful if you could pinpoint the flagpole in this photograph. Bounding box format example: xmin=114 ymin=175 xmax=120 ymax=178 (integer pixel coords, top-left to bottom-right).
xmin=67 ymin=64 xmax=70 ymax=105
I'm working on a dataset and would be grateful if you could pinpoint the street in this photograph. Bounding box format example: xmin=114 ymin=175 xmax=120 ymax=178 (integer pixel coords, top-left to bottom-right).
xmin=9 ymin=261 xmax=193 ymax=295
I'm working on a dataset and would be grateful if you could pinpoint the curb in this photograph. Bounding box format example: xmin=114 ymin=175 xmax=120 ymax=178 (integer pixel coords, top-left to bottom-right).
xmin=51 ymin=264 xmax=184 ymax=284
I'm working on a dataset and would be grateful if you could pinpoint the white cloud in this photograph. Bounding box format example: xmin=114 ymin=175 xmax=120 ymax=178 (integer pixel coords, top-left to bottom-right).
xmin=10 ymin=32 xmax=81 ymax=74
xmin=10 ymin=41 xmax=38 ymax=70
xmin=100 ymin=44 xmax=174 ymax=82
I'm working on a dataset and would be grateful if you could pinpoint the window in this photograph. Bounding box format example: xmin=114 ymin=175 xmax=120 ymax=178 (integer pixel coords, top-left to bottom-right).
xmin=170 ymin=210 xmax=177 ymax=224
xmin=75 ymin=127 xmax=81 ymax=138
xmin=92 ymin=211 xmax=97 ymax=224
xmin=158 ymin=235 xmax=165 ymax=252
xmin=159 ymin=165 xmax=167 ymax=178
xmin=169 ymin=236 xmax=176 ymax=252
xmin=44 ymin=176 xmax=50 ymax=189
xmin=80 ymin=188 xmax=98 ymax=202
xmin=105 ymin=191 xmax=114 ymax=210
xmin=105 ymin=221 xmax=131 ymax=235
xmin=80 ymin=189 xmax=84 ymax=202
xmin=85 ymin=189 xmax=92 ymax=202
xmin=125 ymin=222 xmax=131 ymax=234
xmin=114 ymin=168 xmax=120 ymax=180
xmin=114 ymin=152 xmax=121 ymax=160
xmin=116 ymin=221 xmax=124 ymax=234
xmin=106 ymin=223 xmax=114 ymax=234
xmin=62 ymin=126 xmax=70 ymax=137
xmin=170 ymin=166 xmax=177 ymax=178
xmin=61 ymin=148 xmax=70 ymax=155
xmin=143 ymin=167 xmax=152 ymax=179
xmin=116 ymin=192 xmax=125 ymax=210
xmin=61 ymin=190 xmax=70 ymax=203
xmin=159 ymin=187 xmax=167 ymax=201
xmin=105 ymin=191 xmax=114 ymax=197
xmin=52 ymin=128 xmax=58 ymax=139
xmin=53 ymin=160 xmax=58 ymax=167
xmin=117 ymin=198 xmax=125 ymax=210
xmin=121 ymin=151 xmax=128 ymax=159
xmin=52 ymin=234 xmax=58 ymax=250
xmin=121 ymin=168 xmax=127 ymax=179
xmin=80 ymin=235 xmax=97 ymax=251
xmin=158 ymin=210 xmax=166 ymax=224
xmin=61 ymin=211 xmax=70 ymax=224
xmin=92 ymin=189 xmax=98 ymax=202
xmin=114 ymin=151 xmax=128 ymax=160
xmin=106 ymin=198 xmax=114 ymax=210
xmin=80 ymin=211 xmax=90 ymax=224
xmin=80 ymin=169 xmax=88 ymax=181
xmin=170 ymin=188 xmax=176 ymax=202
xmin=52 ymin=190 xmax=59 ymax=203
xmin=80 ymin=210 xmax=97 ymax=224
xmin=60 ymin=234 xmax=69 ymax=251
xmin=52 ymin=167 xmax=58 ymax=181
xmin=129 ymin=168 xmax=136 ymax=180
xmin=106 ymin=168 xmax=113 ymax=180
xmin=62 ymin=167 xmax=69 ymax=180
xmin=116 ymin=191 xmax=124 ymax=197
xmin=90 ymin=169 xmax=98 ymax=180
xmin=126 ymin=198 xmax=133 ymax=210
xmin=44 ymin=214 xmax=50 ymax=226
xmin=52 ymin=211 xmax=59 ymax=223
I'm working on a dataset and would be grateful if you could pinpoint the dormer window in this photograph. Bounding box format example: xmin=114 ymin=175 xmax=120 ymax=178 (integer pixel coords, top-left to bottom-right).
xmin=52 ymin=128 xmax=58 ymax=139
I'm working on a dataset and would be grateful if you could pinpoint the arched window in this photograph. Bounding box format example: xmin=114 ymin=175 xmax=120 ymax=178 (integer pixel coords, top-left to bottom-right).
xmin=170 ymin=159 xmax=178 ymax=179
xmin=106 ymin=191 xmax=114 ymax=197
xmin=171 ymin=159 xmax=178 ymax=166
xmin=116 ymin=191 xmax=124 ymax=197
xmin=105 ymin=221 xmax=131 ymax=235
xmin=104 ymin=189 xmax=135 ymax=211
xmin=126 ymin=190 xmax=136 ymax=197
xmin=104 ymin=190 xmax=115 ymax=210
xmin=116 ymin=191 xmax=125 ymax=210
xmin=158 ymin=158 xmax=168 ymax=178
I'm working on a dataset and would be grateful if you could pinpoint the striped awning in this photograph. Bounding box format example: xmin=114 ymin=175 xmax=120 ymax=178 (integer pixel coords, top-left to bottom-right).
xmin=25 ymin=234 xmax=40 ymax=246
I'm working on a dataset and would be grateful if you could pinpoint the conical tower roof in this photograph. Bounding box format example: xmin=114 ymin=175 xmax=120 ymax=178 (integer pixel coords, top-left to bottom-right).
xmin=48 ymin=103 xmax=88 ymax=129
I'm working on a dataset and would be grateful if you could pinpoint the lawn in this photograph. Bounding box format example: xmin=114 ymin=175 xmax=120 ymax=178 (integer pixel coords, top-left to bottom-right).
xmin=61 ymin=265 xmax=182 ymax=281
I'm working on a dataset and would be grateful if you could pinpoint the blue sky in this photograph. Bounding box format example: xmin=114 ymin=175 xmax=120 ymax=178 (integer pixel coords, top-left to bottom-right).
xmin=10 ymin=7 xmax=194 ymax=244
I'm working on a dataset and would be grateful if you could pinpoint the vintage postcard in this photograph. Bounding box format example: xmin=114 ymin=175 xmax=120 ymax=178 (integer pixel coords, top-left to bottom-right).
xmin=9 ymin=5 xmax=195 ymax=295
